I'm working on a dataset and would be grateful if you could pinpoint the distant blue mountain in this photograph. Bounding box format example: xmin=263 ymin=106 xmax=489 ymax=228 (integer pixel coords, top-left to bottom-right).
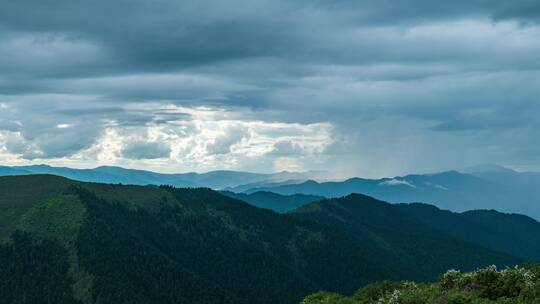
xmin=0 ymin=164 xmax=320 ymax=190
xmin=242 ymin=169 xmax=540 ymax=220
xmin=222 ymin=179 xmax=307 ymax=193
xmin=220 ymin=190 xmax=324 ymax=213
xmin=0 ymin=166 xmax=32 ymax=176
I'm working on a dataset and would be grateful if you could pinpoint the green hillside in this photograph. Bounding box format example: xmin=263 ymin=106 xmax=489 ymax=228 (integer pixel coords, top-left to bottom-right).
xmin=396 ymin=203 xmax=540 ymax=261
xmin=0 ymin=175 xmax=522 ymax=304
xmin=289 ymin=194 xmax=520 ymax=281
xmin=0 ymin=175 xmax=389 ymax=303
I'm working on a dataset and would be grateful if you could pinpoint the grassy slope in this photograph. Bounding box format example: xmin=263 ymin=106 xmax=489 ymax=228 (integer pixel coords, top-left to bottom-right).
xmin=0 ymin=175 xmax=75 ymax=240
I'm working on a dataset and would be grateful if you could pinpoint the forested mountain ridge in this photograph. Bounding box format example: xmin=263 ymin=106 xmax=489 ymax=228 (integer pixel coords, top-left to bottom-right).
xmin=0 ymin=175 xmax=395 ymax=303
xmin=289 ymin=194 xmax=519 ymax=281
xmin=221 ymin=189 xmax=540 ymax=262
xmin=0 ymin=175 xmax=521 ymax=303
xmin=396 ymin=203 xmax=540 ymax=261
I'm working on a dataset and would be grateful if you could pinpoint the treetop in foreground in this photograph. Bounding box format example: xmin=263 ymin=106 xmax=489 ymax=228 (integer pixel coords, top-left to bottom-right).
xmin=302 ymin=265 xmax=540 ymax=304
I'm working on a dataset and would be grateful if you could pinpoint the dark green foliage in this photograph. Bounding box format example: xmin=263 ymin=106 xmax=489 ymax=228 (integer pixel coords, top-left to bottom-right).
xmin=0 ymin=174 xmax=74 ymax=240
xmin=73 ymin=186 xmax=396 ymax=303
xmin=440 ymin=266 xmax=539 ymax=301
xmin=301 ymin=292 xmax=355 ymax=304
xmin=397 ymin=203 xmax=540 ymax=261
xmin=290 ymin=194 xmax=520 ymax=282
xmin=0 ymin=231 xmax=79 ymax=304
xmin=302 ymin=265 xmax=540 ymax=304
xmin=75 ymin=188 xmax=240 ymax=304
xmin=159 ymin=187 xmax=395 ymax=299
xmin=0 ymin=175 xmax=529 ymax=304
xmin=352 ymin=281 xmax=405 ymax=303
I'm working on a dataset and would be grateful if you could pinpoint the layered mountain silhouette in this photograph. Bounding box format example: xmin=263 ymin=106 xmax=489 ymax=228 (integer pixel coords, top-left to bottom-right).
xmin=0 ymin=175 xmax=523 ymax=304
xmin=242 ymin=168 xmax=540 ymax=220
xmin=0 ymin=164 xmax=320 ymax=189
xmin=2 ymin=164 xmax=538 ymax=219
xmin=224 ymin=187 xmax=540 ymax=262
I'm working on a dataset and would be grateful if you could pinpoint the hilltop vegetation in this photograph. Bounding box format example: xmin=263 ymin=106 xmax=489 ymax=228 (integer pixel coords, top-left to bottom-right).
xmin=302 ymin=265 xmax=540 ymax=304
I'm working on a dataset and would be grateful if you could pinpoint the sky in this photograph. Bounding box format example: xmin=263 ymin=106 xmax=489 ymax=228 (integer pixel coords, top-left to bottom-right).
xmin=0 ymin=0 xmax=539 ymax=178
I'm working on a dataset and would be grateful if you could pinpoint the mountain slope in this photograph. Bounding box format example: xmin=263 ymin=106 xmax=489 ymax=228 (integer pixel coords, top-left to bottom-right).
xmin=0 ymin=175 xmax=522 ymax=303
xmin=396 ymin=203 xmax=540 ymax=261
xmin=289 ymin=194 xmax=519 ymax=280
xmin=0 ymin=175 xmax=395 ymax=304
xmin=464 ymin=165 xmax=540 ymax=218
xmin=220 ymin=190 xmax=324 ymax=213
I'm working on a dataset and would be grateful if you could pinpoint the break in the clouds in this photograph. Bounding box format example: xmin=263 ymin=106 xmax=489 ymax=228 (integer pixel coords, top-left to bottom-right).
xmin=0 ymin=0 xmax=539 ymax=177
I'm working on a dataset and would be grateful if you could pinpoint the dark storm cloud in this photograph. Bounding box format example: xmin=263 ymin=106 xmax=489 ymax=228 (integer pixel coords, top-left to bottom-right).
xmin=0 ymin=0 xmax=539 ymax=174
xmin=0 ymin=0 xmax=539 ymax=79
xmin=121 ymin=140 xmax=171 ymax=159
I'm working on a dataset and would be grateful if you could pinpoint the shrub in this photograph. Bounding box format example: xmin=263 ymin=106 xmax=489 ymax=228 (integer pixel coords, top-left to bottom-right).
xmin=301 ymin=264 xmax=540 ymax=304
xmin=354 ymin=281 xmax=404 ymax=303
xmin=441 ymin=269 xmax=462 ymax=290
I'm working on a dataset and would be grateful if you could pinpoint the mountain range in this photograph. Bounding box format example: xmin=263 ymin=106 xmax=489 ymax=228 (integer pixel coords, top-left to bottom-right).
xmin=1 ymin=164 xmax=539 ymax=220
xmin=241 ymin=167 xmax=540 ymax=220
xmin=0 ymin=174 xmax=532 ymax=304
xmin=0 ymin=164 xmax=321 ymax=189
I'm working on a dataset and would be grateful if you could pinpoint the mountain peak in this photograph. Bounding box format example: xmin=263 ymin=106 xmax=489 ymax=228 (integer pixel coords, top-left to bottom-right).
xmin=461 ymin=164 xmax=515 ymax=174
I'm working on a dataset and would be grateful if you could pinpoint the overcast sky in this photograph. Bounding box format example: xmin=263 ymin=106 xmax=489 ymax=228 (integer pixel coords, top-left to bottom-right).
xmin=0 ymin=0 xmax=539 ymax=177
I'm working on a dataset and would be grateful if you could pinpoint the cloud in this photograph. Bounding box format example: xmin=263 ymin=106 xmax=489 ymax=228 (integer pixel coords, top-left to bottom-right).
xmin=121 ymin=140 xmax=171 ymax=160
xmin=0 ymin=104 xmax=334 ymax=173
xmin=0 ymin=119 xmax=21 ymax=132
xmin=379 ymin=179 xmax=416 ymax=188
xmin=273 ymin=157 xmax=304 ymax=172
xmin=0 ymin=0 xmax=539 ymax=175
xmin=206 ymin=126 xmax=249 ymax=155
xmin=272 ymin=141 xmax=303 ymax=156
